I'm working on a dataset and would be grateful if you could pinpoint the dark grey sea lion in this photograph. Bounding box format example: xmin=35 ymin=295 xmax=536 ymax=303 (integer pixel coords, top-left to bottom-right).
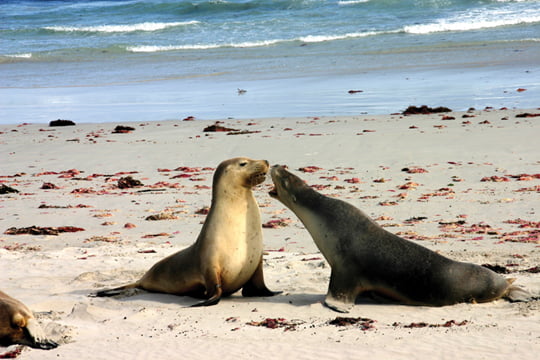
xmin=269 ymin=165 xmax=530 ymax=312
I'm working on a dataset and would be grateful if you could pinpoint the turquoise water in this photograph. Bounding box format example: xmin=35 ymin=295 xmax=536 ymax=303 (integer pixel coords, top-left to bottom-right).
xmin=1 ymin=0 xmax=539 ymax=123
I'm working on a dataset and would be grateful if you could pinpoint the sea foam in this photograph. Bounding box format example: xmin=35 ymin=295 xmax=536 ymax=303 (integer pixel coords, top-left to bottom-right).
xmin=4 ymin=53 xmax=32 ymax=59
xmin=44 ymin=21 xmax=199 ymax=33
xmin=127 ymin=40 xmax=283 ymax=53
xmin=299 ymin=31 xmax=392 ymax=43
xmin=404 ymin=11 xmax=540 ymax=34
xmin=338 ymin=0 xmax=370 ymax=5
xmin=127 ymin=32 xmax=394 ymax=53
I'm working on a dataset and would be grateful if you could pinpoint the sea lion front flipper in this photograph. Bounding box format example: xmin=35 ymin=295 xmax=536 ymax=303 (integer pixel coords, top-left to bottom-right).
xmin=190 ymin=294 xmax=221 ymax=307
xmin=27 ymin=335 xmax=59 ymax=350
xmin=241 ymin=257 xmax=281 ymax=297
xmin=22 ymin=318 xmax=58 ymax=350
xmin=323 ymin=271 xmax=356 ymax=313
xmin=190 ymin=270 xmax=223 ymax=307
xmin=324 ymin=295 xmax=353 ymax=313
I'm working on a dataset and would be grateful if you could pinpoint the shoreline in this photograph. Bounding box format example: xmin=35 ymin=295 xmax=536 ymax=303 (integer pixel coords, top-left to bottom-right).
xmin=2 ymin=51 xmax=539 ymax=125
xmin=1 ymin=105 xmax=540 ymax=126
xmin=1 ymin=108 xmax=539 ymax=359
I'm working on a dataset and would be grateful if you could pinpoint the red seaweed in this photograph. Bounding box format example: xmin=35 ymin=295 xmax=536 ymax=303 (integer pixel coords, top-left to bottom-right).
xmin=0 ymin=346 xmax=23 ymax=358
xmin=298 ymin=166 xmax=322 ymax=173
xmin=393 ymin=320 xmax=468 ymax=328
xmin=328 ymin=317 xmax=376 ymax=331
xmin=481 ymin=175 xmax=510 ymax=182
xmin=402 ymin=167 xmax=428 ymax=174
xmin=246 ymin=318 xmax=303 ymax=331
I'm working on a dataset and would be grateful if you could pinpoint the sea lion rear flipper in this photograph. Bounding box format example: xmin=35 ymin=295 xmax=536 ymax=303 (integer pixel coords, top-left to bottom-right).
xmin=242 ymin=258 xmax=281 ymax=297
xmin=90 ymin=283 xmax=137 ymax=297
xmin=505 ymin=281 xmax=533 ymax=303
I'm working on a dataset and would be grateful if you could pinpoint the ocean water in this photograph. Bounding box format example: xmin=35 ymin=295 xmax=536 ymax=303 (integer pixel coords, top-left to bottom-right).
xmin=1 ymin=0 xmax=539 ymax=123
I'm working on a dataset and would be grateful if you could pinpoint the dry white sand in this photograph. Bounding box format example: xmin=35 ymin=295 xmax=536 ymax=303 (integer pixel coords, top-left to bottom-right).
xmin=1 ymin=108 xmax=539 ymax=359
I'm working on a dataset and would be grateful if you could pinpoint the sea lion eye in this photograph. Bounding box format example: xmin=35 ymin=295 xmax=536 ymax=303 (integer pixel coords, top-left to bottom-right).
xmin=239 ymin=162 xmax=248 ymax=167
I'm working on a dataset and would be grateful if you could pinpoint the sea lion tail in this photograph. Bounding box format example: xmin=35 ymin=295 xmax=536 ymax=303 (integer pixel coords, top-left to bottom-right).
xmin=90 ymin=283 xmax=138 ymax=297
xmin=503 ymin=278 xmax=533 ymax=302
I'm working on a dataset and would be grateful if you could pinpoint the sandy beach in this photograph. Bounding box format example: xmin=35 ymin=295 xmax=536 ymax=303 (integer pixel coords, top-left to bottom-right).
xmin=1 ymin=108 xmax=539 ymax=359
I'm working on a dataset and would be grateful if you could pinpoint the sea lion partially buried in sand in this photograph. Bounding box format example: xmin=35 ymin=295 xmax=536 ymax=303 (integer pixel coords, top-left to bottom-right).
xmin=0 ymin=290 xmax=58 ymax=349
xmin=93 ymin=157 xmax=279 ymax=306
xmin=269 ymin=165 xmax=531 ymax=313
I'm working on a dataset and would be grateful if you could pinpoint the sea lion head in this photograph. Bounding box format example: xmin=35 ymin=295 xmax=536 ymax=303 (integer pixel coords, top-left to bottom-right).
xmin=213 ymin=157 xmax=269 ymax=190
xmin=269 ymin=165 xmax=313 ymax=208
xmin=0 ymin=310 xmax=25 ymax=347
xmin=0 ymin=311 xmax=57 ymax=349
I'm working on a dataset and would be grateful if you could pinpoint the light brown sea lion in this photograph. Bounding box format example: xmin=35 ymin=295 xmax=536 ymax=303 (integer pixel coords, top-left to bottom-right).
xmin=0 ymin=290 xmax=58 ymax=349
xmin=93 ymin=157 xmax=279 ymax=306
xmin=269 ymin=165 xmax=531 ymax=313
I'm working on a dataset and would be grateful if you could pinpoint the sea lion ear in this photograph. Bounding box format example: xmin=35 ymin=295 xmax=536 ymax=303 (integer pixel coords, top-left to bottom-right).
xmin=12 ymin=313 xmax=26 ymax=329
xmin=291 ymin=194 xmax=297 ymax=203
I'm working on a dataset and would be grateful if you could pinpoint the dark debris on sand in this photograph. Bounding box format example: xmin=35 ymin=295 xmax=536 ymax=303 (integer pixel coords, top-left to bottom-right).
xmin=246 ymin=318 xmax=304 ymax=331
xmin=0 ymin=184 xmax=19 ymax=194
xmin=49 ymin=119 xmax=76 ymax=127
xmin=515 ymin=113 xmax=540 ymax=118
xmin=4 ymin=226 xmax=85 ymax=236
xmin=393 ymin=320 xmax=468 ymax=328
xmin=328 ymin=317 xmax=376 ymax=331
xmin=117 ymin=176 xmax=144 ymax=189
xmin=402 ymin=105 xmax=452 ymax=115
xmin=203 ymin=122 xmax=239 ymax=132
xmin=112 ymin=125 xmax=135 ymax=133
